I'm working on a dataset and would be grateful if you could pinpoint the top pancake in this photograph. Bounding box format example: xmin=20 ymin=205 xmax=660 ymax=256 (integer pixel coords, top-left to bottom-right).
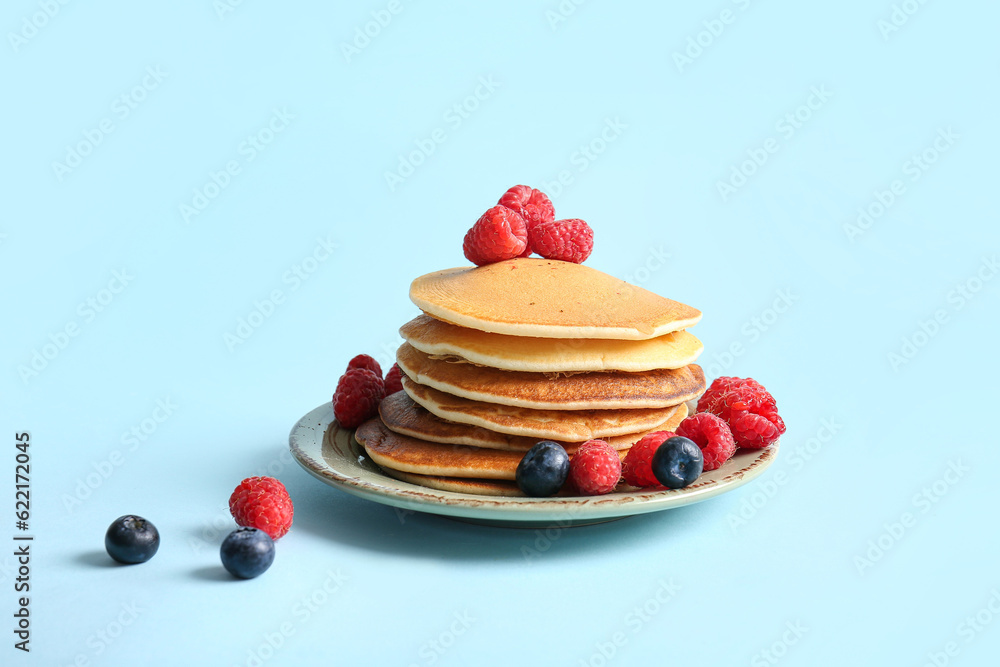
xmin=400 ymin=314 xmax=703 ymax=372
xmin=409 ymin=258 xmax=702 ymax=340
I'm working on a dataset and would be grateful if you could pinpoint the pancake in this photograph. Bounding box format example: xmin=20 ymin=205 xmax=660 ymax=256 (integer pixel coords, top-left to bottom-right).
xmin=358 ymin=418 xmax=631 ymax=490
xmin=397 ymin=343 xmax=705 ymax=410
xmin=402 ymin=376 xmax=683 ymax=441
xmin=379 ymin=391 xmax=689 ymax=451
xmin=381 ymin=468 xmax=525 ymax=497
xmin=400 ymin=314 xmax=703 ymax=372
xmin=378 ymin=457 xmax=624 ymax=497
xmin=409 ymin=258 xmax=702 ymax=340
xmin=356 ymin=418 xmax=522 ymax=480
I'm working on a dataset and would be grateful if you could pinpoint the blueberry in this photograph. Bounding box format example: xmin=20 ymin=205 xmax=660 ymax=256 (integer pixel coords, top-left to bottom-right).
xmin=220 ymin=527 xmax=275 ymax=579
xmin=651 ymin=436 xmax=704 ymax=489
xmin=516 ymin=441 xmax=570 ymax=497
xmin=105 ymin=515 xmax=160 ymax=564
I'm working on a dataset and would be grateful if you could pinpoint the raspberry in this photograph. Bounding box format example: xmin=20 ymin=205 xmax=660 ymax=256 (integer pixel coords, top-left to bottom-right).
xmin=697 ymin=377 xmax=784 ymax=449
xmin=675 ymin=413 xmax=736 ymax=471
xmin=229 ymin=476 xmax=294 ymax=540
xmin=727 ymin=408 xmax=784 ymax=449
xmin=497 ymin=185 xmax=555 ymax=233
xmin=697 ymin=376 xmax=771 ymax=414
xmin=702 ymin=385 xmax=785 ymax=449
xmin=568 ymin=439 xmax=621 ymax=495
xmin=346 ymin=354 xmax=382 ymax=377
xmin=621 ymin=431 xmax=678 ymax=487
xmin=530 ymin=219 xmax=594 ymax=264
xmin=463 ymin=206 xmax=528 ymax=266
xmin=384 ymin=363 xmax=404 ymax=395
xmin=332 ymin=368 xmax=385 ymax=428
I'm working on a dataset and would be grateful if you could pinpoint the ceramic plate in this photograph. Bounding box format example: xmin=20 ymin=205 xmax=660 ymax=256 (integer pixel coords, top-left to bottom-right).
xmin=289 ymin=402 xmax=779 ymax=528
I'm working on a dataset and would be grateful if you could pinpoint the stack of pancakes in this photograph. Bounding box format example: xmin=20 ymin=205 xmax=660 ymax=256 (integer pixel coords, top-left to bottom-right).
xmin=355 ymin=258 xmax=706 ymax=496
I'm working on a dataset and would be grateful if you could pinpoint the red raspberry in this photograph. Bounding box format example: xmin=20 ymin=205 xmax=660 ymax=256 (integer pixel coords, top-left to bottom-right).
xmin=569 ymin=439 xmax=621 ymax=495
xmin=497 ymin=185 xmax=555 ymax=233
xmin=346 ymin=353 xmax=382 ymax=377
xmin=697 ymin=376 xmax=772 ymax=414
xmin=463 ymin=206 xmax=528 ymax=266
xmin=675 ymin=413 xmax=736 ymax=471
xmin=332 ymin=368 xmax=385 ymax=428
xmin=622 ymin=431 xmax=677 ymax=487
xmin=697 ymin=377 xmax=784 ymax=448
xmin=229 ymin=476 xmax=294 ymax=539
xmin=702 ymin=385 xmax=785 ymax=449
xmin=530 ymin=219 xmax=594 ymax=264
xmin=384 ymin=363 xmax=404 ymax=395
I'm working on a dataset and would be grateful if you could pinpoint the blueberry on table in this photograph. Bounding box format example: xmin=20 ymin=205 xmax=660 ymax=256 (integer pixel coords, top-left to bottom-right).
xmin=651 ymin=436 xmax=704 ymax=489
xmin=105 ymin=515 xmax=160 ymax=564
xmin=516 ymin=441 xmax=570 ymax=497
xmin=220 ymin=527 xmax=275 ymax=579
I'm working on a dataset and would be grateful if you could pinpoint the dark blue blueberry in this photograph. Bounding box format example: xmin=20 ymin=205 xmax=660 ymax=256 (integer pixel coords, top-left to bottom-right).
xmin=651 ymin=436 xmax=703 ymax=489
xmin=220 ymin=527 xmax=275 ymax=579
xmin=105 ymin=515 xmax=160 ymax=564
xmin=516 ymin=441 xmax=570 ymax=497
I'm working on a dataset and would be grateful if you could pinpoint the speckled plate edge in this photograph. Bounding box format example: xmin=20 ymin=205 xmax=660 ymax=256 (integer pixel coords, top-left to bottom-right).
xmin=289 ymin=402 xmax=779 ymax=525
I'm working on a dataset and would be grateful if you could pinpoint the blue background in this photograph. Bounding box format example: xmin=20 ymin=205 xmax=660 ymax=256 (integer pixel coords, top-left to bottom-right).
xmin=4 ymin=1 xmax=999 ymax=665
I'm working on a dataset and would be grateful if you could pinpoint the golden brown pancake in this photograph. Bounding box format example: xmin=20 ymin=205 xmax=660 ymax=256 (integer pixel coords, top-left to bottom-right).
xmin=402 ymin=376 xmax=683 ymax=441
xmin=397 ymin=343 xmax=705 ymax=410
xmin=409 ymin=258 xmax=702 ymax=340
xmin=400 ymin=314 xmax=703 ymax=372
xmin=381 ymin=468 xmax=525 ymax=497
xmin=358 ymin=418 xmax=632 ymax=488
xmin=356 ymin=418 xmax=522 ymax=480
xmin=378 ymin=391 xmax=689 ymax=451
xmin=379 ymin=459 xmax=622 ymax=497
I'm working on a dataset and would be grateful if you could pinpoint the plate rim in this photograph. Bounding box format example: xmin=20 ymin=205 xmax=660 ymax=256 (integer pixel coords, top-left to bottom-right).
xmin=289 ymin=402 xmax=779 ymax=523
